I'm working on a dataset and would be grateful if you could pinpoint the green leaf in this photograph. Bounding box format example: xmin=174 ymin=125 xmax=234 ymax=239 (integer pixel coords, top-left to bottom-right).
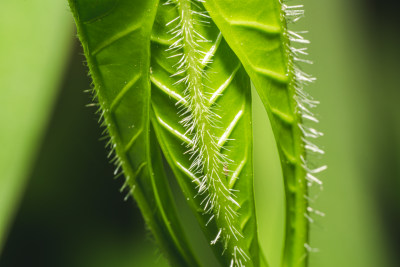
xmin=68 ymin=1 xmax=199 ymax=266
xmin=69 ymin=0 xmax=322 ymax=266
xmin=150 ymin=1 xmax=261 ymax=266
xmin=203 ymin=1 xmax=313 ymax=266
xmin=0 ymin=1 xmax=73 ymax=252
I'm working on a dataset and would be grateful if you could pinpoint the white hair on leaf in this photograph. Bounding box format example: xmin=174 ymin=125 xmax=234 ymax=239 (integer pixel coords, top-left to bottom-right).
xmin=163 ymin=0 xmax=248 ymax=266
xmin=281 ymin=0 xmax=326 ymax=259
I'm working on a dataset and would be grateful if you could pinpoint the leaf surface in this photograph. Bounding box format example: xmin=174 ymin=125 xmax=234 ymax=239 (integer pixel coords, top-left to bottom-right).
xmin=150 ymin=1 xmax=260 ymax=266
xmin=68 ymin=1 xmax=199 ymax=266
xmin=69 ymin=0 xmax=316 ymax=266
xmin=203 ymin=1 xmax=311 ymax=266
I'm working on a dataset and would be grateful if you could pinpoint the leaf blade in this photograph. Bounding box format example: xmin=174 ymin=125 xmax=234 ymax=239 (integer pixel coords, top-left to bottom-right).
xmin=203 ymin=1 xmax=310 ymax=266
xmin=150 ymin=1 xmax=261 ymax=265
xmin=68 ymin=1 xmax=199 ymax=266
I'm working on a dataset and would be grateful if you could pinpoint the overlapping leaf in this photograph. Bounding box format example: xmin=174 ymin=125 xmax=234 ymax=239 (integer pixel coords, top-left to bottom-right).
xmin=69 ymin=0 xmax=318 ymax=266
xmin=150 ymin=1 xmax=259 ymax=266
xmin=203 ymin=1 xmax=321 ymax=266
xmin=68 ymin=1 xmax=199 ymax=266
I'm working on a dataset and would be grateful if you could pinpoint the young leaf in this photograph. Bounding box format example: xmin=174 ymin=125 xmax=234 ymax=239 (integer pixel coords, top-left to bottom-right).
xmin=69 ymin=0 xmax=322 ymax=266
xmin=150 ymin=1 xmax=261 ymax=266
xmin=68 ymin=1 xmax=199 ymax=266
xmin=203 ymin=1 xmax=323 ymax=266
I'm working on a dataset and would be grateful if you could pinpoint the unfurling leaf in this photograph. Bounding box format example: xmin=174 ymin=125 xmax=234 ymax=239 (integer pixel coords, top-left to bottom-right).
xmin=69 ymin=0 xmax=323 ymax=266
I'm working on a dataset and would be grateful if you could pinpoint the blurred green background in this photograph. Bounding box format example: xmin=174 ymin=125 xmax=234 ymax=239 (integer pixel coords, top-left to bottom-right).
xmin=0 ymin=0 xmax=398 ymax=266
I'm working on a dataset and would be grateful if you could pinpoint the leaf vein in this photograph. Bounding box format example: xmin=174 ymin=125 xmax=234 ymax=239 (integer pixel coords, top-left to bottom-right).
xmin=110 ymin=73 xmax=141 ymax=112
xmin=91 ymin=23 xmax=141 ymax=55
